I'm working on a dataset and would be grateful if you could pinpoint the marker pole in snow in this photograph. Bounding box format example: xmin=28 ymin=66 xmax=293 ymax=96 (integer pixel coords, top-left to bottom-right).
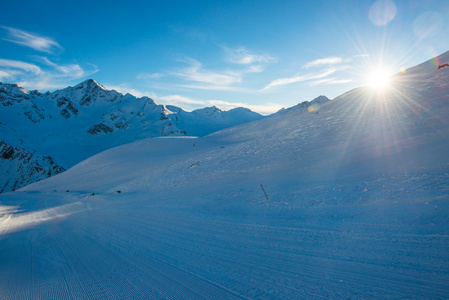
xmin=260 ymin=184 xmax=269 ymax=202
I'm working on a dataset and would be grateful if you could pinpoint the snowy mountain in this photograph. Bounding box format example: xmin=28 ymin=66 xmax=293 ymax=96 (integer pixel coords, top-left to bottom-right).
xmin=0 ymin=141 xmax=65 ymax=193
xmin=0 ymin=79 xmax=263 ymax=192
xmin=275 ymin=94 xmax=331 ymax=114
xmin=0 ymin=51 xmax=448 ymax=298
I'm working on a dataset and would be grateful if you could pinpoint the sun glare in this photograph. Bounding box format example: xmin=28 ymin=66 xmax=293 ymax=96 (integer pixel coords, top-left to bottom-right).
xmin=367 ymin=68 xmax=391 ymax=90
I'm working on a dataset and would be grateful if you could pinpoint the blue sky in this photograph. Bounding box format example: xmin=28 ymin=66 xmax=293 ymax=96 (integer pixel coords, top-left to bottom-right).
xmin=1 ymin=0 xmax=448 ymax=114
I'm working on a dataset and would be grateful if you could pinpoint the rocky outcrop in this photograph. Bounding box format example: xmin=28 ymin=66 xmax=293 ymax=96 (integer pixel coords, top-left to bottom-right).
xmin=0 ymin=141 xmax=65 ymax=193
xmin=87 ymin=123 xmax=115 ymax=135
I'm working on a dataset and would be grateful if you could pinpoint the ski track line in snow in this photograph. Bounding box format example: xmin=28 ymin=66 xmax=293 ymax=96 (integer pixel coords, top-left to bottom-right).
xmin=79 ymin=212 xmax=252 ymax=299
xmin=158 ymin=213 xmax=449 ymax=295
xmin=4 ymin=202 xmax=247 ymax=299
xmin=91 ymin=211 xmax=333 ymax=299
xmin=90 ymin=207 xmax=448 ymax=298
xmin=1 ymin=191 xmax=449 ymax=299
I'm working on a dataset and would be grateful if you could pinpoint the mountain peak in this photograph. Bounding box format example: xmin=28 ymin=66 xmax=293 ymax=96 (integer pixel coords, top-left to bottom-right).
xmin=311 ymin=95 xmax=331 ymax=104
xmin=0 ymin=82 xmax=31 ymax=104
xmin=75 ymin=79 xmax=106 ymax=91
xmin=295 ymin=95 xmax=330 ymax=108
xmin=194 ymin=106 xmax=222 ymax=116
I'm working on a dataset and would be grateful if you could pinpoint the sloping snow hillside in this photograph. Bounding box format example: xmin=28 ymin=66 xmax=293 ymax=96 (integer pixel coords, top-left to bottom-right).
xmin=1 ymin=51 xmax=449 ymax=299
xmin=0 ymin=79 xmax=263 ymax=192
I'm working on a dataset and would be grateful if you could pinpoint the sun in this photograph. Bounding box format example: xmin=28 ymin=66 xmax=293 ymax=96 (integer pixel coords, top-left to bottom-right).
xmin=367 ymin=67 xmax=392 ymax=90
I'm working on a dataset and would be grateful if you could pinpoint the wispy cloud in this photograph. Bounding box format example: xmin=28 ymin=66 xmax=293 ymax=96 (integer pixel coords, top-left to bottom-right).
xmin=104 ymin=84 xmax=156 ymax=98
xmin=0 ymin=58 xmax=42 ymax=74
xmin=35 ymin=57 xmax=94 ymax=78
xmin=172 ymin=48 xmax=275 ymax=90
xmin=264 ymin=54 xmax=367 ymax=90
xmin=224 ymin=46 xmax=276 ymax=65
xmin=159 ymin=95 xmax=205 ymax=106
xmin=309 ymin=77 xmax=353 ymax=86
xmin=1 ymin=26 xmax=64 ymax=54
xmin=0 ymin=27 xmax=97 ymax=90
xmin=0 ymin=57 xmax=98 ymax=90
xmin=0 ymin=70 xmax=14 ymax=80
xmin=137 ymin=46 xmax=275 ymax=93
xmin=178 ymin=83 xmax=252 ymax=92
xmin=136 ymin=72 xmax=163 ymax=80
xmin=304 ymin=54 xmax=369 ymax=69
xmin=263 ymin=68 xmax=336 ymax=90
xmin=303 ymin=56 xmax=343 ymax=68
xmin=174 ymin=57 xmax=242 ymax=86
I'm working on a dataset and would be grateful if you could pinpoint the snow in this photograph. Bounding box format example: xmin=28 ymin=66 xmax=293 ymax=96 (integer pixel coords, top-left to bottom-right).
xmin=0 ymin=79 xmax=263 ymax=192
xmin=0 ymin=51 xmax=449 ymax=298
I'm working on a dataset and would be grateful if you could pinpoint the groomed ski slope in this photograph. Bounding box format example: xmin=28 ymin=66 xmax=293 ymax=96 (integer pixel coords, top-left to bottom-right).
xmin=1 ymin=52 xmax=449 ymax=299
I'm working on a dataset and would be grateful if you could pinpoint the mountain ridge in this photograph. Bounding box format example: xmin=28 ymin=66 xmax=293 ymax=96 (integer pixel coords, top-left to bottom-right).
xmin=0 ymin=79 xmax=264 ymax=192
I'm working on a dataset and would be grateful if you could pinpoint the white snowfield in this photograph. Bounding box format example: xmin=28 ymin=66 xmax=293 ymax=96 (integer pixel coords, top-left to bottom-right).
xmin=1 ymin=52 xmax=449 ymax=299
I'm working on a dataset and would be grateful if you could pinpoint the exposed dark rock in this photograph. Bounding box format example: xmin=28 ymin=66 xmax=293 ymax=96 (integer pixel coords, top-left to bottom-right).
xmin=87 ymin=123 xmax=114 ymax=135
xmin=61 ymin=108 xmax=71 ymax=119
xmin=0 ymin=141 xmax=65 ymax=193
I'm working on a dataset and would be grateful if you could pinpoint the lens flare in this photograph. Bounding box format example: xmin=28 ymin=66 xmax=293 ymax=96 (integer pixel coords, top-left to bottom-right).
xmin=368 ymin=0 xmax=397 ymax=26
xmin=308 ymin=103 xmax=320 ymax=112
xmin=367 ymin=68 xmax=391 ymax=90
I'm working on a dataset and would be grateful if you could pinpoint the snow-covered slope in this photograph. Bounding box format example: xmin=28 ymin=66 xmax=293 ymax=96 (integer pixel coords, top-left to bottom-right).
xmin=0 ymin=51 xmax=449 ymax=298
xmin=0 ymin=79 xmax=263 ymax=192
xmin=275 ymin=94 xmax=331 ymax=114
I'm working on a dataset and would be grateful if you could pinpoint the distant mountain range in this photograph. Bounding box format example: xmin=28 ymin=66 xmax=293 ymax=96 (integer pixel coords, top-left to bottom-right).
xmin=0 ymin=79 xmax=330 ymax=192
xmin=0 ymin=79 xmax=267 ymax=193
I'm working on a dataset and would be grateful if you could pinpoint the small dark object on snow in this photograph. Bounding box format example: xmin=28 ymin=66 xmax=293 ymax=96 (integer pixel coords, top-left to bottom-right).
xmin=116 ymin=190 xmax=121 ymax=194
xmin=190 ymin=161 xmax=201 ymax=168
xmin=438 ymin=63 xmax=449 ymax=69
xmin=260 ymin=184 xmax=269 ymax=202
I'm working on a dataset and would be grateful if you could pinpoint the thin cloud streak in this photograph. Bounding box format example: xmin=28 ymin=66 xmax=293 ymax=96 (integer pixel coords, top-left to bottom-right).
xmin=304 ymin=56 xmax=343 ymax=68
xmin=303 ymin=54 xmax=368 ymax=69
xmin=36 ymin=57 xmax=88 ymax=78
xmin=224 ymin=46 xmax=276 ymax=65
xmin=1 ymin=26 xmax=64 ymax=54
xmin=174 ymin=58 xmax=241 ymax=86
xmin=309 ymin=77 xmax=353 ymax=86
xmin=159 ymin=94 xmax=205 ymax=106
xmin=0 ymin=58 xmax=41 ymax=74
xmin=0 ymin=70 xmax=13 ymax=80
xmin=169 ymin=47 xmax=274 ymax=91
xmin=104 ymin=84 xmax=156 ymax=99
xmin=178 ymin=83 xmax=252 ymax=92
xmin=137 ymin=72 xmax=163 ymax=80
xmin=0 ymin=57 xmax=98 ymax=91
xmin=263 ymin=68 xmax=336 ymax=90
